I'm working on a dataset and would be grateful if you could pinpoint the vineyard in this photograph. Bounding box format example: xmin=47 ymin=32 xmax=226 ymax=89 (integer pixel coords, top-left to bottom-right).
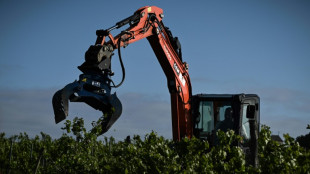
xmin=1 ymin=117 xmax=309 ymax=174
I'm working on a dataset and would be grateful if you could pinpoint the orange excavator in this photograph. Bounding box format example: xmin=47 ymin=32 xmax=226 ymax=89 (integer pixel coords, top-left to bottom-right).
xmin=52 ymin=6 xmax=259 ymax=166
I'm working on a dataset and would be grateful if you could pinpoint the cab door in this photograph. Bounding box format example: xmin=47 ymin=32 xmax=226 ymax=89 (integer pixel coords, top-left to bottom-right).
xmin=240 ymin=96 xmax=259 ymax=167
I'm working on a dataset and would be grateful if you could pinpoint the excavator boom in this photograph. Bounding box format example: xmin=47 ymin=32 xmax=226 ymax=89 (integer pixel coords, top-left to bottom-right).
xmin=52 ymin=6 xmax=192 ymax=140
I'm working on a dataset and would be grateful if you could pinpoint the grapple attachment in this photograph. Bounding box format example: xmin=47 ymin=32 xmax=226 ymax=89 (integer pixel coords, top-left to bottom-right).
xmin=52 ymin=44 xmax=122 ymax=134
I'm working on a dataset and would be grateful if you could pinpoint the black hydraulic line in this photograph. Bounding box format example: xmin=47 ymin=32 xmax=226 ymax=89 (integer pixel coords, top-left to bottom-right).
xmin=112 ymin=34 xmax=126 ymax=88
xmin=111 ymin=15 xmax=151 ymax=88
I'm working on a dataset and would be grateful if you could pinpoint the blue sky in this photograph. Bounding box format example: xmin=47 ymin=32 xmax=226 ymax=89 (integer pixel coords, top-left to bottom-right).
xmin=0 ymin=0 xmax=309 ymax=140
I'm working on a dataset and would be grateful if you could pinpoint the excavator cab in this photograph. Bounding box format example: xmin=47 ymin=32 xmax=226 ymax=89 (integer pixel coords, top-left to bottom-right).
xmin=192 ymin=94 xmax=259 ymax=167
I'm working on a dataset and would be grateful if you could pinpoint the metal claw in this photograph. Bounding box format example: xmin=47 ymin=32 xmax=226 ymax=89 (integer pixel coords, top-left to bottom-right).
xmin=52 ymin=77 xmax=122 ymax=133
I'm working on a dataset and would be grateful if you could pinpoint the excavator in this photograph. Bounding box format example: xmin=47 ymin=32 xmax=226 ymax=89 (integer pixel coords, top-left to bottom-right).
xmin=52 ymin=6 xmax=259 ymax=167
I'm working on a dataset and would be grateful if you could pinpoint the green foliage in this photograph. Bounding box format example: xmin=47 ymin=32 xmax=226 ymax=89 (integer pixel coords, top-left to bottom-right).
xmin=258 ymin=125 xmax=310 ymax=174
xmin=296 ymin=132 xmax=310 ymax=150
xmin=0 ymin=119 xmax=309 ymax=173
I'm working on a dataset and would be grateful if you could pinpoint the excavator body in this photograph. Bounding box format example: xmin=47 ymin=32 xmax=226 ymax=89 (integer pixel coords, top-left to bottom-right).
xmin=52 ymin=6 xmax=260 ymax=167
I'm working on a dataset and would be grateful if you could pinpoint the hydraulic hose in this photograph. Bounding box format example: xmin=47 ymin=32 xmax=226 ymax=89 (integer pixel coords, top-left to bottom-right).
xmin=112 ymin=35 xmax=126 ymax=88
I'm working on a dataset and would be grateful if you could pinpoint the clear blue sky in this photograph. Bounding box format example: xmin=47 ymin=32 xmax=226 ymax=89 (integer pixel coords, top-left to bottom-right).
xmin=0 ymin=0 xmax=309 ymax=140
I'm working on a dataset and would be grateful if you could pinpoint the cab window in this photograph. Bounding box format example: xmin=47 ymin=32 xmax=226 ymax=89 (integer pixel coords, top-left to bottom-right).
xmin=241 ymin=105 xmax=251 ymax=141
xmin=196 ymin=101 xmax=214 ymax=133
xmin=214 ymin=102 xmax=234 ymax=132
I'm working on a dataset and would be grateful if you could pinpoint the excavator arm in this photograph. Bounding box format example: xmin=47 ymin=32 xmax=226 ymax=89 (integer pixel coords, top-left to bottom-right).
xmin=52 ymin=6 xmax=192 ymax=140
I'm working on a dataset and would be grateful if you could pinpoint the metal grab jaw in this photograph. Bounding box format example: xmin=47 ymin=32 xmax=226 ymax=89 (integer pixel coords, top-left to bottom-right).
xmin=52 ymin=44 xmax=122 ymax=134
